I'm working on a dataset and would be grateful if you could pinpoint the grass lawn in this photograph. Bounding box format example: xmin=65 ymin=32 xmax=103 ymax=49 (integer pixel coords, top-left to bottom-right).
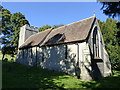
xmin=2 ymin=61 xmax=120 ymax=89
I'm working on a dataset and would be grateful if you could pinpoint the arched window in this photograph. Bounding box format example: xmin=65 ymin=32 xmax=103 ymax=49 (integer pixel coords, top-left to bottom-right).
xmin=93 ymin=27 xmax=99 ymax=58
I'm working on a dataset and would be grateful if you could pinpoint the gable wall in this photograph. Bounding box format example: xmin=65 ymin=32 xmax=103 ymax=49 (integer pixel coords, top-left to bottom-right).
xmin=87 ymin=19 xmax=112 ymax=77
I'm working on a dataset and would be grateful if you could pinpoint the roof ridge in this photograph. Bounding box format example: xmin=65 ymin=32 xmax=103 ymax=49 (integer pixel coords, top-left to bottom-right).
xmin=66 ymin=16 xmax=96 ymax=27
xmin=24 ymin=16 xmax=95 ymax=41
xmin=48 ymin=16 xmax=96 ymax=32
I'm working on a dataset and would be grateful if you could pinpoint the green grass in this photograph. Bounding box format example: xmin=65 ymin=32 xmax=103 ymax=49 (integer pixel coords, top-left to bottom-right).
xmin=2 ymin=61 xmax=120 ymax=89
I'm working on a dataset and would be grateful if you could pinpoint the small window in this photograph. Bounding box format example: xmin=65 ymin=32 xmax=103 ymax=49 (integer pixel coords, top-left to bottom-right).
xmin=65 ymin=45 xmax=67 ymax=59
xmin=42 ymin=53 xmax=44 ymax=62
xmin=31 ymin=48 xmax=33 ymax=58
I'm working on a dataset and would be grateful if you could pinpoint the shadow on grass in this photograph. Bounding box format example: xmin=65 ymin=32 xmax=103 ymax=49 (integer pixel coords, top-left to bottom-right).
xmin=2 ymin=61 xmax=120 ymax=89
xmin=92 ymin=75 xmax=120 ymax=88
xmin=80 ymin=71 xmax=120 ymax=89
xmin=2 ymin=61 xmax=66 ymax=89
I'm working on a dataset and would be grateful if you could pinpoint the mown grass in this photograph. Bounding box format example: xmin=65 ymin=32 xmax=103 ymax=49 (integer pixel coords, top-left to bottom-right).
xmin=2 ymin=61 xmax=120 ymax=89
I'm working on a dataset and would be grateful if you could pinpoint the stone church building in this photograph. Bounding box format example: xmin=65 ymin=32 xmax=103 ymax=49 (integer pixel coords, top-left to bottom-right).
xmin=17 ymin=16 xmax=112 ymax=81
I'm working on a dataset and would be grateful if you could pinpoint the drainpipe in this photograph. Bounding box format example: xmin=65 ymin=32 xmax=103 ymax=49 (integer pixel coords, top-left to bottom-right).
xmin=77 ymin=43 xmax=80 ymax=79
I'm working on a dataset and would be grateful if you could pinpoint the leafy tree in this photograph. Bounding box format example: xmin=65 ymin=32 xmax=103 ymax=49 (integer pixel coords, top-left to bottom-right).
xmin=10 ymin=12 xmax=29 ymax=47
xmin=39 ymin=25 xmax=51 ymax=32
xmin=98 ymin=2 xmax=120 ymax=36
xmin=98 ymin=18 xmax=120 ymax=70
xmin=1 ymin=7 xmax=29 ymax=59
xmin=39 ymin=24 xmax=64 ymax=32
xmin=1 ymin=9 xmax=12 ymax=47
xmin=98 ymin=2 xmax=120 ymax=18
xmin=97 ymin=1 xmax=120 ymax=70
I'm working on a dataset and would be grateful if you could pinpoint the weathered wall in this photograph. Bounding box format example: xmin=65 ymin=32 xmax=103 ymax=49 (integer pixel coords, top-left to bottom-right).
xmin=37 ymin=43 xmax=92 ymax=80
xmin=37 ymin=44 xmax=78 ymax=76
xmin=17 ymin=42 xmax=93 ymax=81
xmin=87 ymin=19 xmax=112 ymax=79
xmin=17 ymin=47 xmax=36 ymax=66
xmin=78 ymin=42 xmax=92 ymax=81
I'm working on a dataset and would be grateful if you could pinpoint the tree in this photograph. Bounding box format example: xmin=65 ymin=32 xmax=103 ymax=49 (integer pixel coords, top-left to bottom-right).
xmin=1 ymin=9 xmax=12 ymax=47
xmin=39 ymin=25 xmax=52 ymax=32
xmin=1 ymin=7 xmax=29 ymax=59
xmin=98 ymin=2 xmax=120 ymax=32
xmin=39 ymin=24 xmax=64 ymax=32
xmin=97 ymin=2 xmax=120 ymax=70
xmin=98 ymin=18 xmax=120 ymax=70
xmin=98 ymin=2 xmax=120 ymax=18
xmin=10 ymin=12 xmax=29 ymax=47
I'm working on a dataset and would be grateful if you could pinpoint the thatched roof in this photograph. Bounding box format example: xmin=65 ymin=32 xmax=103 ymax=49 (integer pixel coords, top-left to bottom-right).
xmin=19 ymin=16 xmax=96 ymax=49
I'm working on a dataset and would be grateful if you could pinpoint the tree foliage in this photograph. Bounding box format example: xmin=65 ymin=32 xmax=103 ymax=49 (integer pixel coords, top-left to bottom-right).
xmin=97 ymin=2 xmax=120 ymax=70
xmin=10 ymin=12 xmax=29 ymax=46
xmin=98 ymin=2 xmax=120 ymax=18
xmin=98 ymin=18 xmax=120 ymax=70
xmin=39 ymin=25 xmax=51 ymax=32
xmin=1 ymin=7 xmax=29 ymax=59
xmin=39 ymin=24 xmax=64 ymax=32
xmin=1 ymin=8 xmax=12 ymax=47
xmin=1 ymin=7 xmax=29 ymax=47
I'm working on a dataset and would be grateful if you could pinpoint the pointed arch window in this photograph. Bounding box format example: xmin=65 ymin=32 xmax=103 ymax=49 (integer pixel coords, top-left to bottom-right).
xmin=93 ymin=26 xmax=99 ymax=58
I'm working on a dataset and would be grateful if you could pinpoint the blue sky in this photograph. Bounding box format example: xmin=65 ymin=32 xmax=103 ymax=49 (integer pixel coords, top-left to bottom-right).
xmin=2 ymin=2 xmax=110 ymax=28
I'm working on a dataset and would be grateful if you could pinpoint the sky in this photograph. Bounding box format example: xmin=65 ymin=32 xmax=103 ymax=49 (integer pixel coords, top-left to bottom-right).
xmin=2 ymin=2 xmax=111 ymax=28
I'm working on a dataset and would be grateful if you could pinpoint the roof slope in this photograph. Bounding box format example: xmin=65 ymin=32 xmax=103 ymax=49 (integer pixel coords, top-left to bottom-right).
xmin=19 ymin=16 xmax=96 ymax=49
xmin=19 ymin=29 xmax=52 ymax=49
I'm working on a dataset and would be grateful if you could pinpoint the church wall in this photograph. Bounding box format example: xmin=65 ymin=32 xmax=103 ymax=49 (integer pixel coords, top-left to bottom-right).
xmin=17 ymin=42 xmax=93 ymax=81
xmin=78 ymin=42 xmax=92 ymax=81
xmin=37 ymin=44 xmax=78 ymax=76
xmin=17 ymin=47 xmax=37 ymax=66
xmin=16 ymin=50 xmax=24 ymax=64
xmin=36 ymin=42 xmax=93 ymax=80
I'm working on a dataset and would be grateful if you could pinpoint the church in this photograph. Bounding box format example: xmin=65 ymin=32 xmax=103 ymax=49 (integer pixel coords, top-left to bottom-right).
xmin=16 ymin=16 xmax=112 ymax=81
